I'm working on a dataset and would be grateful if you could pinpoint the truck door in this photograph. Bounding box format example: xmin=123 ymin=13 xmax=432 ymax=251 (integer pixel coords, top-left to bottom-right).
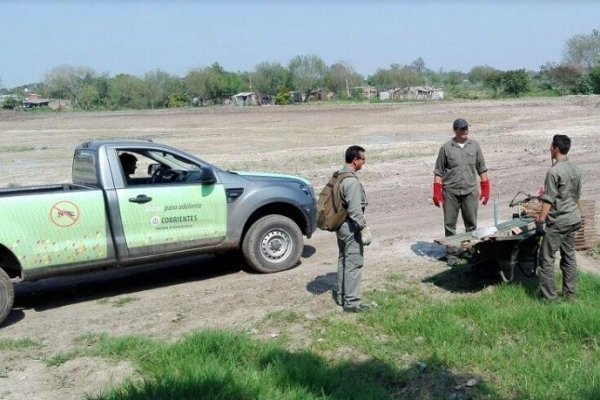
xmin=117 ymin=184 xmax=227 ymax=257
xmin=113 ymin=150 xmax=227 ymax=258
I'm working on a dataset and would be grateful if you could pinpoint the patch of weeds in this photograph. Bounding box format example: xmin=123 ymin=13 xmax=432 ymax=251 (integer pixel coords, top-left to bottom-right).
xmin=97 ymin=296 xmax=140 ymax=307
xmin=75 ymin=332 xmax=108 ymax=347
xmin=259 ymin=309 xmax=302 ymax=327
xmin=46 ymin=351 xmax=80 ymax=367
xmin=0 ymin=338 xmax=42 ymax=351
xmin=111 ymin=296 xmax=140 ymax=308
xmin=1 ymin=145 xmax=35 ymax=153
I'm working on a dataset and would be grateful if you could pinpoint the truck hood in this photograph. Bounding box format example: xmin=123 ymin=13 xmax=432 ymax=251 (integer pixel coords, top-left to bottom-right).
xmin=232 ymin=171 xmax=311 ymax=186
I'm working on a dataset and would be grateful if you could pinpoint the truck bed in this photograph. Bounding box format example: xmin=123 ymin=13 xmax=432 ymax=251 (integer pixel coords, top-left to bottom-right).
xmin=0 ymin=183 xmax=92 ymax=196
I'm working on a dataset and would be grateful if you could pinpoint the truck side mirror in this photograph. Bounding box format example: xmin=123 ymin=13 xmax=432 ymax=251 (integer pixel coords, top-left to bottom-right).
xmin=147 ymin=163 xmax=160 ymax=175
xmin=198 ymin=168 xmax=217 ymax=184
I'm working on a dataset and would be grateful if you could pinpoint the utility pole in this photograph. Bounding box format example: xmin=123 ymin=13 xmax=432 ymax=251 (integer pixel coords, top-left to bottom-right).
xmin=345 ymin=78 xmax=350 ymax=98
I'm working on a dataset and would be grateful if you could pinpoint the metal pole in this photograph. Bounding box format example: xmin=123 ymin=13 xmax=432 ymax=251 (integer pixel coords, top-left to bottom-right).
xmin=493 ymin=196 xmax=499 ymax=226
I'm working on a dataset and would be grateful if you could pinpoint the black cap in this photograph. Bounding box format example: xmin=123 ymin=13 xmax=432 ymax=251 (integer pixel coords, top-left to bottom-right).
xmin=453 ymin=118 xmax=469 ymax=129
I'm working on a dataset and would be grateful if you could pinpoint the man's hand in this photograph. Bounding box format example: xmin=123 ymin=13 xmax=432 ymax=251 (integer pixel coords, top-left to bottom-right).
xmin=535 ymin=219 xmax=546 ymax=234
xmin=432 ymin=182 xmax=444 ymax=207
xmin=479 ymin=180 xmax=490 ymax=205
xmin=361 ymin=226 xmax=372 ymax=246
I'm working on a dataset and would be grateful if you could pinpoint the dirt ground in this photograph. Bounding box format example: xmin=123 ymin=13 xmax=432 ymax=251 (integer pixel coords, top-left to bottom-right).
xmin=1 ymin=97 xmax=599 ymax=399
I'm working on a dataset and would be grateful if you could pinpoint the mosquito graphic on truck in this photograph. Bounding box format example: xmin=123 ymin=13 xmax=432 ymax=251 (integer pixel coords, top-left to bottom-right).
xmin=0 ymin=139 xmax=317 ymax=325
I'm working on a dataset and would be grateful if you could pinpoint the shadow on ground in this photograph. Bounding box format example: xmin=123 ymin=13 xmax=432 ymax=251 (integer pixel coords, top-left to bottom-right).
xmin=410 ymin=241 xmax=447 ymax=261
xmin=302 ymin=245 xmax=317 ymax=258
xmin=88 ymin=331 xmax=506 ymax=400
xmin=306 ymin=272 xmax=337 ymax=295
xmin=8 ymin=253 xmax=245 ymax=324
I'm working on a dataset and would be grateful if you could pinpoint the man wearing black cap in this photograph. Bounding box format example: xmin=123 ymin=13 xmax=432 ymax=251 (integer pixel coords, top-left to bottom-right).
xmin=433 ymin=118 xmax=490 ymax=244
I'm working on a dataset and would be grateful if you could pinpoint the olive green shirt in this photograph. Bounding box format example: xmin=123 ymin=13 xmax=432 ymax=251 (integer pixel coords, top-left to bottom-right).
xmin=434 ymin=138 xmax=487 ymax=195
xmin=338 ymin=166 xmax=368 ymax=229
xmin=542 ymin=157 xmax=582 ymax=226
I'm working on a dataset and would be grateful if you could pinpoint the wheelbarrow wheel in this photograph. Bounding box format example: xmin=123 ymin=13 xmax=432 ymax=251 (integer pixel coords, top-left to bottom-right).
xmin=499 ymin=264 xmax=515 ymax=283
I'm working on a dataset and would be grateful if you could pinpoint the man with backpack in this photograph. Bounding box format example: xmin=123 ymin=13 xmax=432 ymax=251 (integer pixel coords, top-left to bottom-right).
xmin=328 ymin=145 xmax=371 ymax=313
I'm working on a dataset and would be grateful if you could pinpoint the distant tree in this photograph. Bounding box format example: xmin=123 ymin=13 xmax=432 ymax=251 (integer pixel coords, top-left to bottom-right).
xmin=76 ymin=84 xmax=100 ymax=110
xmin=221 ymin=68 xmax=245 ymax=97
xmin=324 ymin=61 xmax=364 ymax=98
xmin=483 ymin=70 xmax=503 ymax=95
xmin=368 ymin=64 xmax=421 ymax=88
xmin=44 ymin=65 xmax=97 ymax=106
xmin=288 ymin=54 xmax=327 ymax=100
xmin=589 ymin=65 xmax=600 ymax=94
xmin=443 ymin=70 xmax=467 ymax=86
xmin=185 ymin=62 xmax=244 ymax=103
xmin=409 ymin=57 xmax=426 ymax=73
xmin=538 ymin=62 xmax=586 ymax=94
xmin=108 ymin=74 xmax=145 ymax=109
xmin=94 ymin=75 xmax=111 ymax=108
xmin=501 ymin=69 xmax=530 ymax=96
xmin=563 ymin=29 xmax=600 ymax=69
xmin=143 ymin=70 xmax=184 ymax=109
xmin=253 ymin=62 xmax=289 ymax=96
xmin=468 ymin=65 xmax=499 ymax=85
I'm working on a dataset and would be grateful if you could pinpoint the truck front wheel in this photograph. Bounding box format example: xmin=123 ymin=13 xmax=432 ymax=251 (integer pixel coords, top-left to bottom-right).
xmin=0 ymin=268 xmax=14 ymax=326
xmin=242 ymin=215 xmax=304 ymax=273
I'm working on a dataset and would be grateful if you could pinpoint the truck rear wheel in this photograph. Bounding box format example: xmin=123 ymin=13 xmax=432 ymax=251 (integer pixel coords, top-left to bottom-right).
xmin=0 ymin=268 xmax=14 ymax=325
xmin=242 ymin=215 xmax=303 ymax=273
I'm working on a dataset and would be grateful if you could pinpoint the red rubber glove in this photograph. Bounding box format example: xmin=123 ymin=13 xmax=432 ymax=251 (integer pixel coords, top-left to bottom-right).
xmin=480 ymin=180 xmax=490 ymax=205
xmin=432 ymin=182 xmax=444 ymax=207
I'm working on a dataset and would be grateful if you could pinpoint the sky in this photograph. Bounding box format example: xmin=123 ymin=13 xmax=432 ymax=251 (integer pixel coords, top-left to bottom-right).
xmin=1 ymin=0 xmax=599 ymax=88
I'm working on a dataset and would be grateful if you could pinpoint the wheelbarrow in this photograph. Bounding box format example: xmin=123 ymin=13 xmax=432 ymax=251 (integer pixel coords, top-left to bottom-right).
xmin=434 ymin=192 xmax=543 ymax=282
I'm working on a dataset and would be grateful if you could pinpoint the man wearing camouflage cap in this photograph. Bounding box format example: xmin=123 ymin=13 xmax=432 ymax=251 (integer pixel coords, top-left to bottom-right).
xmin=433 ymin=118 xmax=490 ymax=249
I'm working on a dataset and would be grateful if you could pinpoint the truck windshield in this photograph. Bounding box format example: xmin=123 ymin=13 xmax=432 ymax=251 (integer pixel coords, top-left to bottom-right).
xmin=148 ymin=151 xmax=200 ymax=171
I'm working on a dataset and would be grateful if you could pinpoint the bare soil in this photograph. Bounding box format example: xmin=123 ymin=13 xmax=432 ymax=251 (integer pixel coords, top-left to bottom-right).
xmin=1 ymin=97 xmax=599 ymax=399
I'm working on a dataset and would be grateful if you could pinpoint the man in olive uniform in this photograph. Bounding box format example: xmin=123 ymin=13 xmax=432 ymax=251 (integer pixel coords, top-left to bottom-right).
xmin=332 ymin=145 xmax=372 ymax=313
xmin=433 ymin=118 xmax=490 ymax=238
xmin=536 ymin=134 xmax=582 ymax=301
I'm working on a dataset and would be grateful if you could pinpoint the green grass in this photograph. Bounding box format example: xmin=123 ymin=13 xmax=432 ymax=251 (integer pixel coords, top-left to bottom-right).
xmin=0 ymin=337 xmax=42 ymax=351
xmin=314 ymin=271 xmax=600 ymax=399
xmin=80 ymin=331 xmax=394 ymax=400
xmin=57 ymin=271 xmax=600 ymax=399
xmin=0 ymin=145 xmax=35 ymax=153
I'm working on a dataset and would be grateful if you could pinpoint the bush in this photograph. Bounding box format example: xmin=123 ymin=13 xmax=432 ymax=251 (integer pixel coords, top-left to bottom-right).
xmin=168 ymin=94 xmax=187 ymax=108
xmin=1 ymin=97 xmax=20 ymax=109
xmin=275 ymin=90 xmax=291 ymax=105
xmin=501 ymin=69 xmax=530 ymax=96
xmin=589 ymin=66 xmax=600 ymax=94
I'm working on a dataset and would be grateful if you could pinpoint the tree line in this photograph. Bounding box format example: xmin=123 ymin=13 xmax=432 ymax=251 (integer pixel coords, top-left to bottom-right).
xmin=2 ymin=29 xmax=600 ymax=110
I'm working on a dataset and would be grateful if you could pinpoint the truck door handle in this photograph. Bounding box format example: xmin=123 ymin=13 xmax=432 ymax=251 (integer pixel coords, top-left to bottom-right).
xmin=129 ymin=194 xmax=153 ymax=204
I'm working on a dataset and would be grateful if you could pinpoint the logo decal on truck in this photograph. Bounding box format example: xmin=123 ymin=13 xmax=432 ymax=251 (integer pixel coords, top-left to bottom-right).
xmin=50 ymin=201 xmax=80 ymax=227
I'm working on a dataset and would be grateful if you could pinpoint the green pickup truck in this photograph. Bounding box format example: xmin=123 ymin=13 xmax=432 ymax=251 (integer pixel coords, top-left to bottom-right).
xmin=0 ymin=139 xmax=317 ymax=325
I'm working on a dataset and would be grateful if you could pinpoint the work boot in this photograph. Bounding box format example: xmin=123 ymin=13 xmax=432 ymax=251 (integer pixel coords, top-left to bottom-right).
xmin=343 ymin=304 xmax=370 ymax=313
xmin=331 ymin=289 xmax=342 ymax=306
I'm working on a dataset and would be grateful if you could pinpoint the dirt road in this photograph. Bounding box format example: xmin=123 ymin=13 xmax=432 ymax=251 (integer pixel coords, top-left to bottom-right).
xmin=1 ymin=97 xmax=599 ymax=399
